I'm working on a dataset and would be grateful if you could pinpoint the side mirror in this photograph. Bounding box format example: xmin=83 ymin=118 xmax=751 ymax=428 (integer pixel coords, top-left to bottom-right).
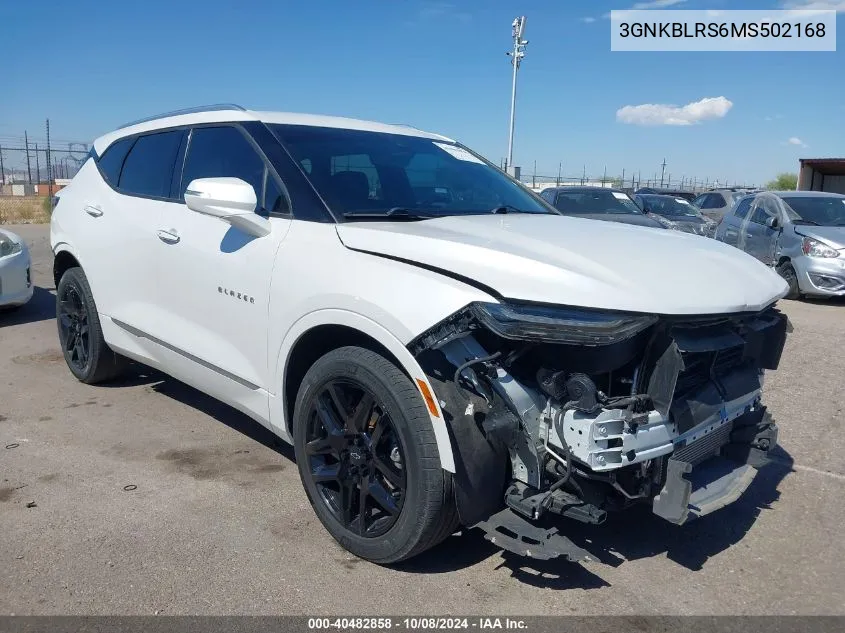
xmin=184 ymin=177 xmax=271 ymax=238
xmin=765 ymin=216 xmax=780 ymax=231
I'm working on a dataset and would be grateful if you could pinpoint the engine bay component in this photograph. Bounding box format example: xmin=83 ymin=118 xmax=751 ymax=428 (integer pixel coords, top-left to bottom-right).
xmin=412 ymin=301 xmax=790 ymax=561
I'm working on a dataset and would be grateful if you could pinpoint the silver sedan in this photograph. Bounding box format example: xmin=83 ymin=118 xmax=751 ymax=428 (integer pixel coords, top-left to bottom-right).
xmin=0 ymin=228 xmax=33 ymax=310
xmin=715 ymin=190 xmax=845 ymax=299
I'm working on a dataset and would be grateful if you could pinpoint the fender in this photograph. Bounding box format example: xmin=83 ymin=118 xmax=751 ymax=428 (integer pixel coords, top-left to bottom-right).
xmin=270 ymin=308 xmax=456 ymax=473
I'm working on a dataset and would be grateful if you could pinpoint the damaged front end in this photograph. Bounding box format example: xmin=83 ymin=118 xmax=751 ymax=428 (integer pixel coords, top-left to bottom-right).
xmin=410 ymin=301 xmax=790 ymax=561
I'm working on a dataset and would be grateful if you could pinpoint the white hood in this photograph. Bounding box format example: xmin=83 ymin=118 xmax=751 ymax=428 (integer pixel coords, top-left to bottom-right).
xmin=336 ymin=214 xmax=788 ymax=315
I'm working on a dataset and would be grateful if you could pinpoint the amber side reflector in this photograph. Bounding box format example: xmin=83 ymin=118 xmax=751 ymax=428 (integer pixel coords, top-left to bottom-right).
xmin=415 ymin=378 xmax=440 ymax=418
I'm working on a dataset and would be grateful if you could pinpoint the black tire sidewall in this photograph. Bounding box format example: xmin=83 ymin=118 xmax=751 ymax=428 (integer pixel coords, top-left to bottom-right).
xmin=293 ymin=348 xmax=438 ymax=563
xmin=777 ymin=262 xmax=800 ymax=300
xmin=56 ymin=267 xmax=105 ymax=382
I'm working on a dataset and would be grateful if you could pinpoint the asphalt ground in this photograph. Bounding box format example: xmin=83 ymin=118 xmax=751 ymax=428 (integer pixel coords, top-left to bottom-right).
xmin=1 ymin=223 xmax=843 ymax=615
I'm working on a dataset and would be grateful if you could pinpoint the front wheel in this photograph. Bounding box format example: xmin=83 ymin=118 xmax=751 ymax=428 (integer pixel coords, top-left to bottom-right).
xmin=293 ymin=346 xmax=458 ymax=564
xmin=776 ymin=261 xmax=801 ymax=300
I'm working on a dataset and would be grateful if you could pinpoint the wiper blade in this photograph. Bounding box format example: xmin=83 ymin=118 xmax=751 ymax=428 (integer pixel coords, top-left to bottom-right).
xmin=490 ymin=205 xmax=533 ymax=214
xmin=342 ymin=207 xmax=436 ymax=221
xmin=793 ymin=219 xmax=820 ymax=225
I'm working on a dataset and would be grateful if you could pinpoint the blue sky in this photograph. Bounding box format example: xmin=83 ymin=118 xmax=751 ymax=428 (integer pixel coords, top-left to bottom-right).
xmin=1 ymin=0 xmax=844 ymax=185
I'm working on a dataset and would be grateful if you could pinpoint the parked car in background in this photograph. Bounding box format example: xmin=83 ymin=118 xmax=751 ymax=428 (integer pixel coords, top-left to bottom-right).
xmin=633 ymin=194 xmax=717 ymax=237
xmin=715 ymin=190 xmax=845 ymax=299
xmin=540 ymin=186 xmax=665 ymax=228
xmin=50 ymin=104 xmax=789 ymax=564
xmin=634 ymin=187 xmax=697 ymax=202
xmin=0 ymin=228 xmax=33 ymax=311
xmin=693 ymin=189 xmax=752 ymax=223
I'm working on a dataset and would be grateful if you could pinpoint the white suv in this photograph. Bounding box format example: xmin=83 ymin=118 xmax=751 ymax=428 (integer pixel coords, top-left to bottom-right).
xmin=51 ymin=105 xmax=791 ymax=563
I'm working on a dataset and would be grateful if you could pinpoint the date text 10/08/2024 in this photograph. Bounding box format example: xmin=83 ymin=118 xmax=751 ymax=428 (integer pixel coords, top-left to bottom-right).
xmin=307 ymin=618 xmax=528 ymax=630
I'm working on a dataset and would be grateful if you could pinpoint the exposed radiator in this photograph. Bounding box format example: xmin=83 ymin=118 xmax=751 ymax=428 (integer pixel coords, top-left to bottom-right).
xmin=673 ymin=422 xmax=734 ymax=466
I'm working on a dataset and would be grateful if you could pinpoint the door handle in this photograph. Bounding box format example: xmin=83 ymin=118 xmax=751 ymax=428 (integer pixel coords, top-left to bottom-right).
xmin=746 ymin=232 xmax=753 ymax=238
xmin=157 ymin=229 xmax=180 ymax=244
xmin=84 ymin=204 xmax=103 ymax=218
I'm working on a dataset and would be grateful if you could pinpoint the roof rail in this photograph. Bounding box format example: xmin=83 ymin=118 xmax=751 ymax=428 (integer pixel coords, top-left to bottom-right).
xmin=117 ymin=103 xmax=247 ymax=129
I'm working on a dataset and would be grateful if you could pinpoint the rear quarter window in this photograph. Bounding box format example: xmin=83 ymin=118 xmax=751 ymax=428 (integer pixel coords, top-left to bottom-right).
xmin=97 ymin=137 xmax=135 ymax=186
xmin=733 ymin=198 xmax=753 ymax=219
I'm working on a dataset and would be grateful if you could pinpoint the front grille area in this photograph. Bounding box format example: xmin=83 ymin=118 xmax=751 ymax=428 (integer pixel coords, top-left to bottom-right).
xmin=673 ymin=421 xmax=734 ymax=465
xmin=675 ymin=344 xmax=747 ymax=400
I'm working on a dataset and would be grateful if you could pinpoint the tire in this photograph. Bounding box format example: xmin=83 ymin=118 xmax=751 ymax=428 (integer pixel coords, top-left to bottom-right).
xmin=56 ymin=267 xmax=128 ymax=384
xmin=293 ymin=346 xmax=459 ymax=564
xmin=776 ymin=261 xmax=801 ymax=300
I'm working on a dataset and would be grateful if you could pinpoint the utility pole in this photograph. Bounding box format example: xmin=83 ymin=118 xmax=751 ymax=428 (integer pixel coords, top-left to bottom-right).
xmin=533 ymin=159 xmax=537 ymax=188
xmin=557 ymin=162 xmax=562 ymax=186
xmin=660 ymin=158 xmax=667 ymax=188
xmin=46 ymin=118 xmax=53 ymax=197
xmin=0 ymin=145 xmax=4 ymax=185
xmin=24 ymin=131 xmax=32 ymax=184
xmin=506 ymin=16 xmax=528 ymax=175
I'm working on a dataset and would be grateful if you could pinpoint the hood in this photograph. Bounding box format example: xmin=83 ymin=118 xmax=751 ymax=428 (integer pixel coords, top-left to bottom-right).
xmin=336 ymin=214 xmax=788 ymax=316
xmin=793 ymin=225 xmax=845 ymax=250
xmin=569 ymin=212 xmax=664 ymax=229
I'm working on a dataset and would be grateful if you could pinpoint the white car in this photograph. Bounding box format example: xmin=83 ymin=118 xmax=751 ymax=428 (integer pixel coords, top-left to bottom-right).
xmin=0 ymin=228 xmax=33 ymax=310
xmin=50 ymin=104 xmax=791 ymax=564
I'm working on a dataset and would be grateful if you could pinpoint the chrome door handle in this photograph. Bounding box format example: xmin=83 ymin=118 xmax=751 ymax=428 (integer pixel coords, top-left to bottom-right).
xmin=746 ymin=233 xmax=753 ymax=238
xmin=157 ymin=229 xmax=180 ymax=244
xmin=84 ymin=205 xmax=103 ymax=217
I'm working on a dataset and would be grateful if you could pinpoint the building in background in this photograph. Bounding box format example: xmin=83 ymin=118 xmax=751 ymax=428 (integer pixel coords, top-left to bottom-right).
xmin=798 ymin=158 xmax=845 ymax=194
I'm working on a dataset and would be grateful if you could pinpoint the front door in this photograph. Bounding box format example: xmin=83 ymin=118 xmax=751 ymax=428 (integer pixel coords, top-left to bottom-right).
xmin=153 ymin=124 xmax=292 ymax=418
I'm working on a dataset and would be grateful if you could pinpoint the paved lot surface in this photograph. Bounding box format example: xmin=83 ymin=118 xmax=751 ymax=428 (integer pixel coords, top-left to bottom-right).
xmin=1 ymin=224 xmax=843 ymax=615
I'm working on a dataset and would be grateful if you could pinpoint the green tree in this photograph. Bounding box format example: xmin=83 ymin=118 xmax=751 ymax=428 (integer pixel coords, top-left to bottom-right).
xmin=765 ymin=172 xmax=798 ymax=191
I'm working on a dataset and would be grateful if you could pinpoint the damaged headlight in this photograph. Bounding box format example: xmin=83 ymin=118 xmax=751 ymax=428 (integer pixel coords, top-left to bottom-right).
xmin=470 ymin=302 xmax=658 ymax=345
xmin=0 ymin=235 xmax=23 ymax=258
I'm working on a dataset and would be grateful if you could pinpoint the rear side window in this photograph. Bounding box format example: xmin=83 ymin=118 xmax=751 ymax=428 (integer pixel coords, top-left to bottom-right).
xmin=734 ymin=198 xmax=753 ymax=219
xmin=97 ymin=137 xmax=135 ymax=186
xmin=118 ymin=131 xmax=184 ymax=199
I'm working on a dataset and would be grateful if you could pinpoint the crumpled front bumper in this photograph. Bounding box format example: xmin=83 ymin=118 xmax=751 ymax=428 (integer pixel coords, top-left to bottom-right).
xmin=653 ymin=405 xmax=778 ymax=524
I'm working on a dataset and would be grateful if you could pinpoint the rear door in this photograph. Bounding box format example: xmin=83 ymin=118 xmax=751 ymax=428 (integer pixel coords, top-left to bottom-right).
xmin=81 ymin=129 xmax=186 ymax=341
xmin=745 ymin=196 xmax=781 ymax=264
xmin=720 ymin=197 xmax=752 ymax=247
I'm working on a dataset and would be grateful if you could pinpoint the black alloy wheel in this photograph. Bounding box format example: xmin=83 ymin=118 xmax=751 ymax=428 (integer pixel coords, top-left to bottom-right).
xmin=58 ymin=281 xmax=91 ymax=372
xmin=304 ymin=379 xmax=406 ymax=538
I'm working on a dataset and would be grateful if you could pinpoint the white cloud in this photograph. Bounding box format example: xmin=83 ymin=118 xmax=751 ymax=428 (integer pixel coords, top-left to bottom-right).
xmin=604 ymin=0 xmax=687 ymax=19
xmin=786 ymin=137 xmax=808 ymax=147
xmin=580 ymin=16 xmax=597 ymax=23
xmin=780 ymin=1 xmax=845 ymax=12
xmin=632 ymin=0 xmax=687 ymax=7
xmin=616 ymin=96 xmax=733 ymax=126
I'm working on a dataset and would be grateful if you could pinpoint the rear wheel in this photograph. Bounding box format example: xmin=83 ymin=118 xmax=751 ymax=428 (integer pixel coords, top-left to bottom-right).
xmin=56 ymin=267 xmax=128 ymax=383
xmin=293 ymin=346 xmax=458 ymax=563
xmin=776 ymin=261 xmax=801 ymax=300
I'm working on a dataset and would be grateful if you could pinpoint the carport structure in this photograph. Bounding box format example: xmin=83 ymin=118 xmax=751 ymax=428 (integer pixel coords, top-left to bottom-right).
xmin=798 ymin=158 xmax=845 ymax=194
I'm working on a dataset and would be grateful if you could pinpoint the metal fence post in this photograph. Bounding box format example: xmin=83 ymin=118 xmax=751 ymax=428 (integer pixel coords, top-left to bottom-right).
xmin=46 ymin=118 xmax=53 ymax=199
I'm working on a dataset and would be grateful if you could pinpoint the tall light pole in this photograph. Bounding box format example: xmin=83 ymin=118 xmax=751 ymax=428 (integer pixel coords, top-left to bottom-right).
xmin=506 ymin=16 xmax=528 ymax=175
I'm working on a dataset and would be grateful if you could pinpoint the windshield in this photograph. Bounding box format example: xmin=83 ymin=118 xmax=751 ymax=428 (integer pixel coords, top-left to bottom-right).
xmin=641 ymin=195 xmax=701 ymax=218
xmin=553 ymin=190 xmax=642 ymax=215
xmin=781 ymin=196 xmax=845 ymax=226
xmin=268 ymin=125 xmax=552 ymax=219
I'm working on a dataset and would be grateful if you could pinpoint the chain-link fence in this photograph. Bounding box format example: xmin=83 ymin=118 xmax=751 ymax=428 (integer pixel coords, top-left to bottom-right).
xmin=0 ymin=123 xmax=90 ymax=224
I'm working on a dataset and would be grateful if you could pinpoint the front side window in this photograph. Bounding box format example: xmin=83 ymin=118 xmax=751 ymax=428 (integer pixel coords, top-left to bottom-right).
xmin=269 ymin=125 xmax=550 ymax=219
xmin=118 ymin=130 xmax=184 ymax=198
xmin=554 ymin=190 xmax=642 ymax=215
xmin=180 ymin=125 xmax=289 ymax=214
